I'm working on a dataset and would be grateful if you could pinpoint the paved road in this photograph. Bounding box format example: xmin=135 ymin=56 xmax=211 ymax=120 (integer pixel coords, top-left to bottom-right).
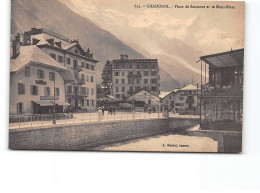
xmin=9 ymin=112 xmax=199 ymax=129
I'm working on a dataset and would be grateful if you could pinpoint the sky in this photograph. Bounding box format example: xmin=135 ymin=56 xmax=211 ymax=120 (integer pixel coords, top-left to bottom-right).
xmin=59 ymin=0 xmax=245 ymax=83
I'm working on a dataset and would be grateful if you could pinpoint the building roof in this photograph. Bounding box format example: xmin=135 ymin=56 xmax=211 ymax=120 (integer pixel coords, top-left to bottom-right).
xmin=29 ymin=31 xmax=99 ymax=63
xmin=180 ymin=84 xmax=199 ymax=91
xmin=128 ymin=89 xmax=160 ymax=99
xmin=159 ymin=91 xmax=171 ymax=99
xmin=10 ymin=45 xmax=75 ymax=82
xmin=200 ymin=48 xmax=244 ymax=68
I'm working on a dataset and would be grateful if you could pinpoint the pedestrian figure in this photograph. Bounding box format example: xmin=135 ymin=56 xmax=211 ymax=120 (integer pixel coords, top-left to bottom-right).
xmin=108 ymin=106 xmax=112 ymax=115
xmin=98 ymin=107 xmax=102 ymax=121
xmin=112 ymin=106 xmax=116 ymax=115
xmin=102 ymin=106 xmax=105 ymax=116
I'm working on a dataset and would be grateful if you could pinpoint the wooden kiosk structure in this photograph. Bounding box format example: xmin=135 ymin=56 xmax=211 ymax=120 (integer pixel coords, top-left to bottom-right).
xmin=199 ymin=48 xmax=244 ymax=131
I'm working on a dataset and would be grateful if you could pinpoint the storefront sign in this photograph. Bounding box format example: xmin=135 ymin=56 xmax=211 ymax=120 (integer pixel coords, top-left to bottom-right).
xmin=35 ymin=80 xmax=47 ymax=85
xmin=40 ymin=96 xmax=59 ymax=100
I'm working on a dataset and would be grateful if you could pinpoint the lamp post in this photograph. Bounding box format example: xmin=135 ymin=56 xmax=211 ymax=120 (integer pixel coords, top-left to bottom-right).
xmin=53 ymin=73 xmax=56 ymax=124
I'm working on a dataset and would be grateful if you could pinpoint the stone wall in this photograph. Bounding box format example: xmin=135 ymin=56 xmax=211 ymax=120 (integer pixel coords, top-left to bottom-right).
xmin=9 ymin=118 xmax=199 ymax=150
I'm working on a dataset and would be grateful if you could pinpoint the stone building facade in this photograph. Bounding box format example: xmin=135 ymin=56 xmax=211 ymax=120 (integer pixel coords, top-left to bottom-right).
xmin=111 ymin=54 xmax=160 ymax=99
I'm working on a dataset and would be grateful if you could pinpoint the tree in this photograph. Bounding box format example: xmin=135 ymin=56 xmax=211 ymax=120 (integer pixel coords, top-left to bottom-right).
xmin=101 ymin=60 xmax=112 ymax=96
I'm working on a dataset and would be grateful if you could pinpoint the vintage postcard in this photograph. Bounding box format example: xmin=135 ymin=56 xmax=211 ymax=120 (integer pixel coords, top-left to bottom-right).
xmin=9 ymin=0 xmax=244 ymax=152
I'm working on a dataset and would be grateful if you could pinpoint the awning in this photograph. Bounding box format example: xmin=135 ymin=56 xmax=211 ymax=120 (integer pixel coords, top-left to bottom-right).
xmin=33 ymin=101 xmax=53 ymax=106
xmin=200 ymin=48 xmax=244 ymax=68
xmin=50 ymin=101 xmax=70 ymax=106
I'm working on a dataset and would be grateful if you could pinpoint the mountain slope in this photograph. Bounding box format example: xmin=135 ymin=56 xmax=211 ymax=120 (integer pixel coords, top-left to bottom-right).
xmin=11 ymin=0 xmax=180 ymax=90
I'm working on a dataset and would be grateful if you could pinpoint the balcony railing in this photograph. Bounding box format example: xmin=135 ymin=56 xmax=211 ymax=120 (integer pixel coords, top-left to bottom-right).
xmin=202 ymin=85 xmax=243 ymax=97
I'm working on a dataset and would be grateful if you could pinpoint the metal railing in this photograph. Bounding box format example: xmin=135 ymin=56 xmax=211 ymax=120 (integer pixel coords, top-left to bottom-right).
xmin=9 ymin=111 xmax=199 ymax=130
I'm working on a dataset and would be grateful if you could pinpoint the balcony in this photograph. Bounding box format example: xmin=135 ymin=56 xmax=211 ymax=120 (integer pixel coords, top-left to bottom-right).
xmin=67 ymin=91 xmax=88 ymax=98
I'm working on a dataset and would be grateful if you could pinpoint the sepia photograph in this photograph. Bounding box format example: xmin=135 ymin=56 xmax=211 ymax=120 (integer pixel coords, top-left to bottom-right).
xmin=9 ymin=0 xmax=244 ymax=152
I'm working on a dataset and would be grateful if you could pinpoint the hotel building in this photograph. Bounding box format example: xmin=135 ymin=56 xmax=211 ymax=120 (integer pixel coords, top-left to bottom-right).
xmin=111 ymin=54 xmax=160 ymax=99
xmin=10 ymin=34 xmax=74 ymax=114
xmin=21 ymin=28 xmax=98 ymax=111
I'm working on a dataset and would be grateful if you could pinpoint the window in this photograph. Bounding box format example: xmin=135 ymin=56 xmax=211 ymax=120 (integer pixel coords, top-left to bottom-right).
xmin=122 ymin=79 xmax=125 ymax=84
xmin=86 ymin=75 xmax=89 ymax=82
xmin=25 ymin=67 xmax=30 ymax=77
xmin=58 ymin=55 xmax=63 ymax=63
xmin=114 ymin=72 xmax=119 ymax=76
xmin=55 ymin=88 xmax=60 ymax=96
xmin=67 ymin=58 xmax=71 ymax=65
xmin=136 ymin=79 xmax=140 ymax=84
xmin=81 ymin=99 xmax=84 ymax=107
xmin=75 ymin=49 xmax=78 ymax=54
xmin=86 ymin=63 xmax=89 ymax=69
xmin=18 ymin=83 xmax=25 ymax=95
xmin=144 ymin=86 xmax=149 ymax=91
xmin=122 ymin=86 xmax=125 ymax=92
xmin=81 ymin=74 xmax=85 ymax=82
xmin=135 ymin=86 xmax=141 ymax=92
xmin=144 ymin=79 xmax=148 ymax=84
xmin=50 ymin=53 xmax=56 ymax=60
xmin=122 ymin=72 xmax=125 ymax=76
xmin=73 ymin=59 xmax=78 ymax=66
xmin=37 ymin=69 xmax=45 ymax=79
xmin=90 ymin=76 xmax=94 ymax=82
xmin=144 ymin=71 xmax=149 ymax=76
xmin=49 ymin=72 xmax=55 ymax=81
xmin=151 ymin=71 xmax=156 ymax=76
xmin=91 ymin=88 xmax=94 ymax=95
xmin=30 ymin=85 xmax=38 ymax=95
xmin=67 ymin=85 xmax=73 ymax=94
xmin=16 ymin=103 xmax=23 ymax=114
xmin=116 ymin=87 xmax=119 ymax=92
xmin=116 ymin=94 xmax=120 ymax=99
xmin=179 ymin=97 xmax=184 ymax=100
xmin=151 ymin=79 xmax=157 ymax=84
xmin=137 ymin=65 xmax=139 ymax=69
xmin=44 ymin=87 xmax=51 ymax=96
xmin=151 ymin=86 xmax=157 ymax=91
xmin=87 ymin=87 xmax=89 ymax=94
xmin=116 ymin=79 xmax=119 ymax=84
xmin=91 ymin=65 xmax=94 ymax=71
xmin=92 ymin=100 xmax=94 ymax=106
xmin=87 ymin=99 xmax=89 ymax=106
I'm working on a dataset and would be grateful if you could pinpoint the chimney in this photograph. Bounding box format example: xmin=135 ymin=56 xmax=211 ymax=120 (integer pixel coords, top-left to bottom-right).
xmin=120 ymin=54 xmax=128 ymax=60
xmin=22 ymin=32 xmax=31 ymax=45
xmin=12 ymin=34 xmax=21 ymax=58
xmin=85 ymin=48 xmax=90 ymax=57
